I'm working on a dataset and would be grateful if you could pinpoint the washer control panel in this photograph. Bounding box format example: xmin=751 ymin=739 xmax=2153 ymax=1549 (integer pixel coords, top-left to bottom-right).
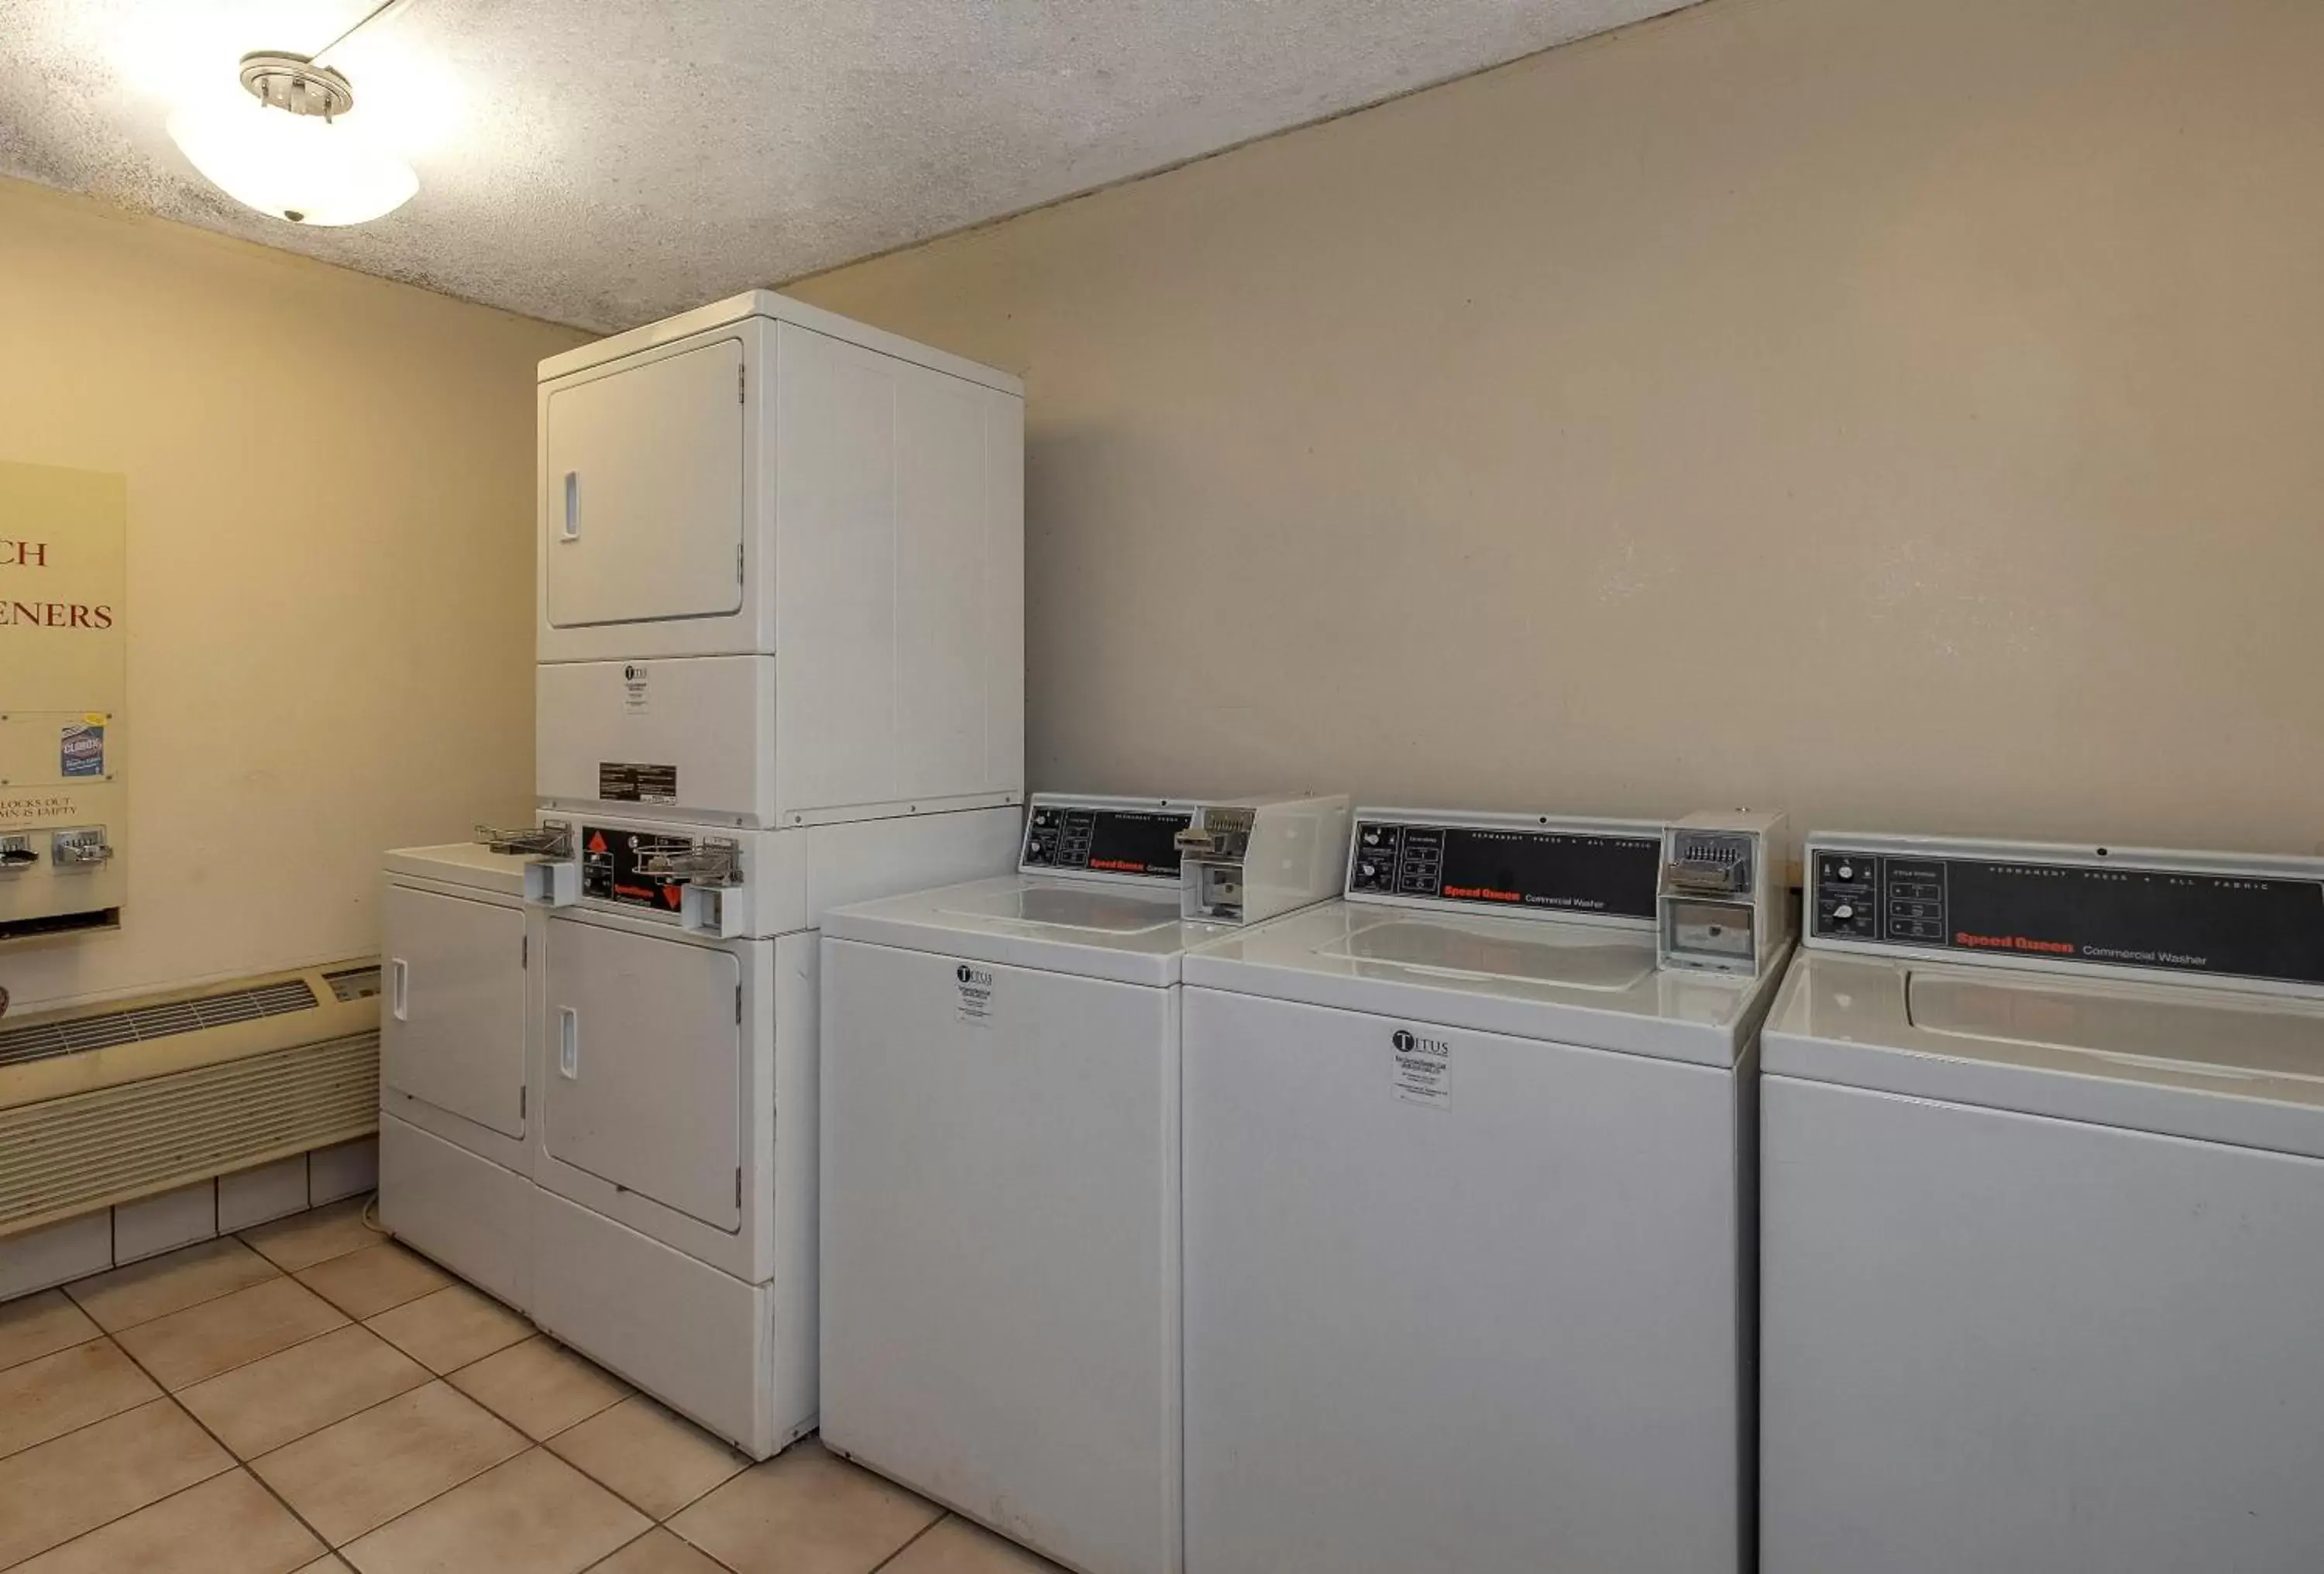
xmin=1346 ymin=816 xmax=1660 ymax=919
xmin=1808 ymin=837 xmax=2324 ymax=988
xmin=1813 ymin=851 xmax=1947 ymax=943
xmin=1020 ymin=799 xmax=1195 ymax=879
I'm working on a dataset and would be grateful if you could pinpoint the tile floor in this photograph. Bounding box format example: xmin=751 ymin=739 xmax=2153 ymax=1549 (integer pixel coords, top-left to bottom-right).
xmin=0 ymin=1198 xmax=1061 ymax=1574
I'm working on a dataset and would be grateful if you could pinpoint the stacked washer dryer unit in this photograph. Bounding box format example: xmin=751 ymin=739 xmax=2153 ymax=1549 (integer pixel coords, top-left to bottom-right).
xmin=1180 ymin=808 xmax=1790 ymax=1574
xmin=1762 ymin=833 xmax=2324 ymax=1574
xmin=504 ymin=292 xmax=1022 ymax=1459
xmin=819 ymin=791 xmax=1352 ymax=1574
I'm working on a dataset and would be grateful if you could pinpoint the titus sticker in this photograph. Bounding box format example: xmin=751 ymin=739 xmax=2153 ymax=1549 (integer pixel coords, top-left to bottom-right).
xmin=60 ymin=723 xmax=105 ymax=778
xmin=1390 ymin=1027 xmax=1452 ymax=1109
xmin=954 ymin=962 xmax=995 ymax=1028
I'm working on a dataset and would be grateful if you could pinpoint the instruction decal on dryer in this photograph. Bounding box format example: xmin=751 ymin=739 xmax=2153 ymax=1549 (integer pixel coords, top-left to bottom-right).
xmin=954 ymin=962 xmax=996 ymax=1028
xmin=599 ymin=761 xmax=678 ymax=805
xmin=1390 ymin=1028 xmax=1452 ymax=1109
xmin=621 ymin=663 xmax=651 ymax=714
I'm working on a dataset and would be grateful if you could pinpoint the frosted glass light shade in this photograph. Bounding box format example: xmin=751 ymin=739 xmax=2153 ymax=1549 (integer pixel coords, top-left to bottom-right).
xmin=167 ymin=98 xmax=417 ymax=225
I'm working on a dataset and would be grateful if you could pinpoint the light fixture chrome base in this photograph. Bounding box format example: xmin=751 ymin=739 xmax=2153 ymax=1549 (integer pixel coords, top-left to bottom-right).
xmin=238 ymin=52 xmax=355 ymax=119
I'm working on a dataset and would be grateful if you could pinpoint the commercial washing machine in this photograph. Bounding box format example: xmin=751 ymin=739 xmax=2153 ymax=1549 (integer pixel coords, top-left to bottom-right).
xmin=1179 ymin=807 xmax=1789 ymax=1574
xmin=1761 ymin=833 xmax=2324 ymax=1574
xmin=819 ymin=792 xmax=1350 ymax=1574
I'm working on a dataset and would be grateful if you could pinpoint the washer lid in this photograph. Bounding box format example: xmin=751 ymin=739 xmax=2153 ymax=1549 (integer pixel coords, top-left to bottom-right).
xmin=822 ymin=875 xmax=1224 ymax=987
xmin=1184 ymin=901 xmax=1778 ymax=1068
xmin=383 ymin=843 xmax=531 ymax=899
xmin=1765 ymin=950 xmax=2324 ymax=1159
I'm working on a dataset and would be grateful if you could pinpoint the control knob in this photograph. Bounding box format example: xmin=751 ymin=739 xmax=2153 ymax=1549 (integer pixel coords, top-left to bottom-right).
xmin=1831 ymin=903 xmax=1855 ymax=923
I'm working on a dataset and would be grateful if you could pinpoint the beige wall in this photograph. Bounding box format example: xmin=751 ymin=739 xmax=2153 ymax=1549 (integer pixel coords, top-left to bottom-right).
xmin=0 ymin=178 xmax=584 ymax=1012
xmin=793 ymin=0 xmax=2324 ymax=857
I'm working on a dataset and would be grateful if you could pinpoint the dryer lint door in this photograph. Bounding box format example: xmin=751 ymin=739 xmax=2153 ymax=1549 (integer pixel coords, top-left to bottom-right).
xmin=542 ymin=915 xmax=745 ymax=1232
xmin=382 ymin=883 xmax=528 ymax=1139
xmin=545 ymin=335 xmax=748 ymax=631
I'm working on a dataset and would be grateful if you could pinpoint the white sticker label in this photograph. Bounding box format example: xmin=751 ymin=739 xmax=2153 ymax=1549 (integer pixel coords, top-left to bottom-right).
xmin=1391 ymin=1028 xmax=1452 ymax=1109
xmin=621 ymin=663 xmax=650 ymax=714
xmin=954 ymin=962 xmax=995 ymax=1028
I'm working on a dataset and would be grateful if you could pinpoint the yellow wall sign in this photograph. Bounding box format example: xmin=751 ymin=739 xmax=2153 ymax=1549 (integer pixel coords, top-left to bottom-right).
xmin=2 ymin=461 xmax=129 ymax=938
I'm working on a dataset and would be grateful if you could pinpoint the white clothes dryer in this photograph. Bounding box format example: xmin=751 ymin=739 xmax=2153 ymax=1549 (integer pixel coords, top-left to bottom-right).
xmin=378 ymin=843 xmax=541 ymax=1311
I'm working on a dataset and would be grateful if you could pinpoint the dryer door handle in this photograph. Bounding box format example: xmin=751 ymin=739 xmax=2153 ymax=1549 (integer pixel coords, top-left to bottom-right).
xmin=557 ymin=1006 xmax=579 ymax=1079
xmin=560 ymin=471 xmax=581 ymax=541
xmin=389 ymin=959 xmax=409 ymax=1022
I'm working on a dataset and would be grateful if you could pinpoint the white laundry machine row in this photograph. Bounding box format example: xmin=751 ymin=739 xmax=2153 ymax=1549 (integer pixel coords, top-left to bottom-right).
xmin=1180 ymin=807 xmax=1791 ymax=1574
xmin=1761 ymin=833 xmax=2324 ymax=1574
xmin=380 ymin=802 xmax=1021 ymax=1459
xmin=818 ymin=792 xmax=1352 ymax=1574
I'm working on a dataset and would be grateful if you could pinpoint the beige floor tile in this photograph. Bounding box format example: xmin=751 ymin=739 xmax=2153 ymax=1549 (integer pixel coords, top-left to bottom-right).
xmin=548 ymin=1395 xmax=748 ymax=1520
xmin=446 ymin=1335 xmax=630 ymax=1442
xmin=669 ymin=1441 xmax=940 ymax=1574
xmin=10 ymin=1467 xmax=326 ymax=1574
xmin=339 ymin=1448 xmax=649 ymax=1574
xmin=242 ymin=1201 xmax=381 ymax=1273
xmin=115 ymin=1277 xmax=349 ymax=1390
xmin=293 ymin=1559 xmax=352 ymax=1572
xmin=0 ymin=1290 xmax=102 ymax=1373
xmin=251 ymin=1380 xmax=527 ymax=1546
xmin=584 ymin=1528 xmax=731 ymax=1573
xmin=363 ymin=1283 xmax=529 ymax=1375
xmin=0 ymin=1398 xmax=233 ymax=1567
xmin=64 ymin=1237 xmax=280 ymax=1333
xmin=294 ymin=1245 xmax=453 ymax=1321
xmin=177 ymin=1324 xmax=431 ymax=1459
xmin=882 ymin=1516 xmax=1067 ymax=1574
xmin=0 ymin=1336 xmax=163 ymax=1459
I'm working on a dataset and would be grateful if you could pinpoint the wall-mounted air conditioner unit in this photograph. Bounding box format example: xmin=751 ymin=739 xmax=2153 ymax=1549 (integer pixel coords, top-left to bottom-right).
xmin=0 ymin=960 xmax=380 ymax=1248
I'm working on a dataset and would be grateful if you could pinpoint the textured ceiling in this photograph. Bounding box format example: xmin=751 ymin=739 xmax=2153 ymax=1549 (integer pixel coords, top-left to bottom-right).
xmin=0 ymin=0 xmax=1697 ymax=332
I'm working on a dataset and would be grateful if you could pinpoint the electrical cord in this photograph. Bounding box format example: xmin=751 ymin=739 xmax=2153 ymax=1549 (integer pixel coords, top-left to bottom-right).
xmin=310 ymin=0 xmax=420 ymax=70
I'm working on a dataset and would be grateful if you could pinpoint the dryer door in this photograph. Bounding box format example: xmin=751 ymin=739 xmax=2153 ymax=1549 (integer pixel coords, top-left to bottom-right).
xmin=544 ymin=335 xmax=748 ymax=630
xmin=381 ymin=884 xmax=527 ymax=1138
xmin=543 ymin=916 xmax=744 ymax=1232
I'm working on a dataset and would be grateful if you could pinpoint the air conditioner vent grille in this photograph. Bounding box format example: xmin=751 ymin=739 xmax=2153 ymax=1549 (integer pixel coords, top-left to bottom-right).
xmin=0 ymin=1031 xmax=377 ymax=1235
xmin=0 ymin=978 xmax=319 ymax=1068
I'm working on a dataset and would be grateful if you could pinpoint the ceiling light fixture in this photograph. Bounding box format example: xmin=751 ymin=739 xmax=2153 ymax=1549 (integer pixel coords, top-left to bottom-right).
xmin=165 ymin=1 xmax=421 ymax=226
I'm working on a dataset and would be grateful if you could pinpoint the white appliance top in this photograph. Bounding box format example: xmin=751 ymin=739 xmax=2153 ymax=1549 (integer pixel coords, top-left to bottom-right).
xmin=538 ymin=290 xmax=1023 ymax=396
xmin=383 ymin=843 xmax=532 ymax=899
xmin=1770 ymin=831 xmax=2324 ymax=1157
xmin=1182 ymin=901 xmax=1779 ymax=1068
xmin=821 ymin=873 xmax=1229 ymax=988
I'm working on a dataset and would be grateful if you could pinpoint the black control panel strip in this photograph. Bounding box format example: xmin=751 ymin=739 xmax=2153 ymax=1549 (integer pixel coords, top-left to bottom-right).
xmin=1349 ymin=820 xmax=1660 ymax=919
xmin=1021 ymin=805 xmax=1195 ymax=879
xmin=581 ymin=824 xmax=693 ymax=915
xmin=1811 ymin=847 xmax=2324 ymax=987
